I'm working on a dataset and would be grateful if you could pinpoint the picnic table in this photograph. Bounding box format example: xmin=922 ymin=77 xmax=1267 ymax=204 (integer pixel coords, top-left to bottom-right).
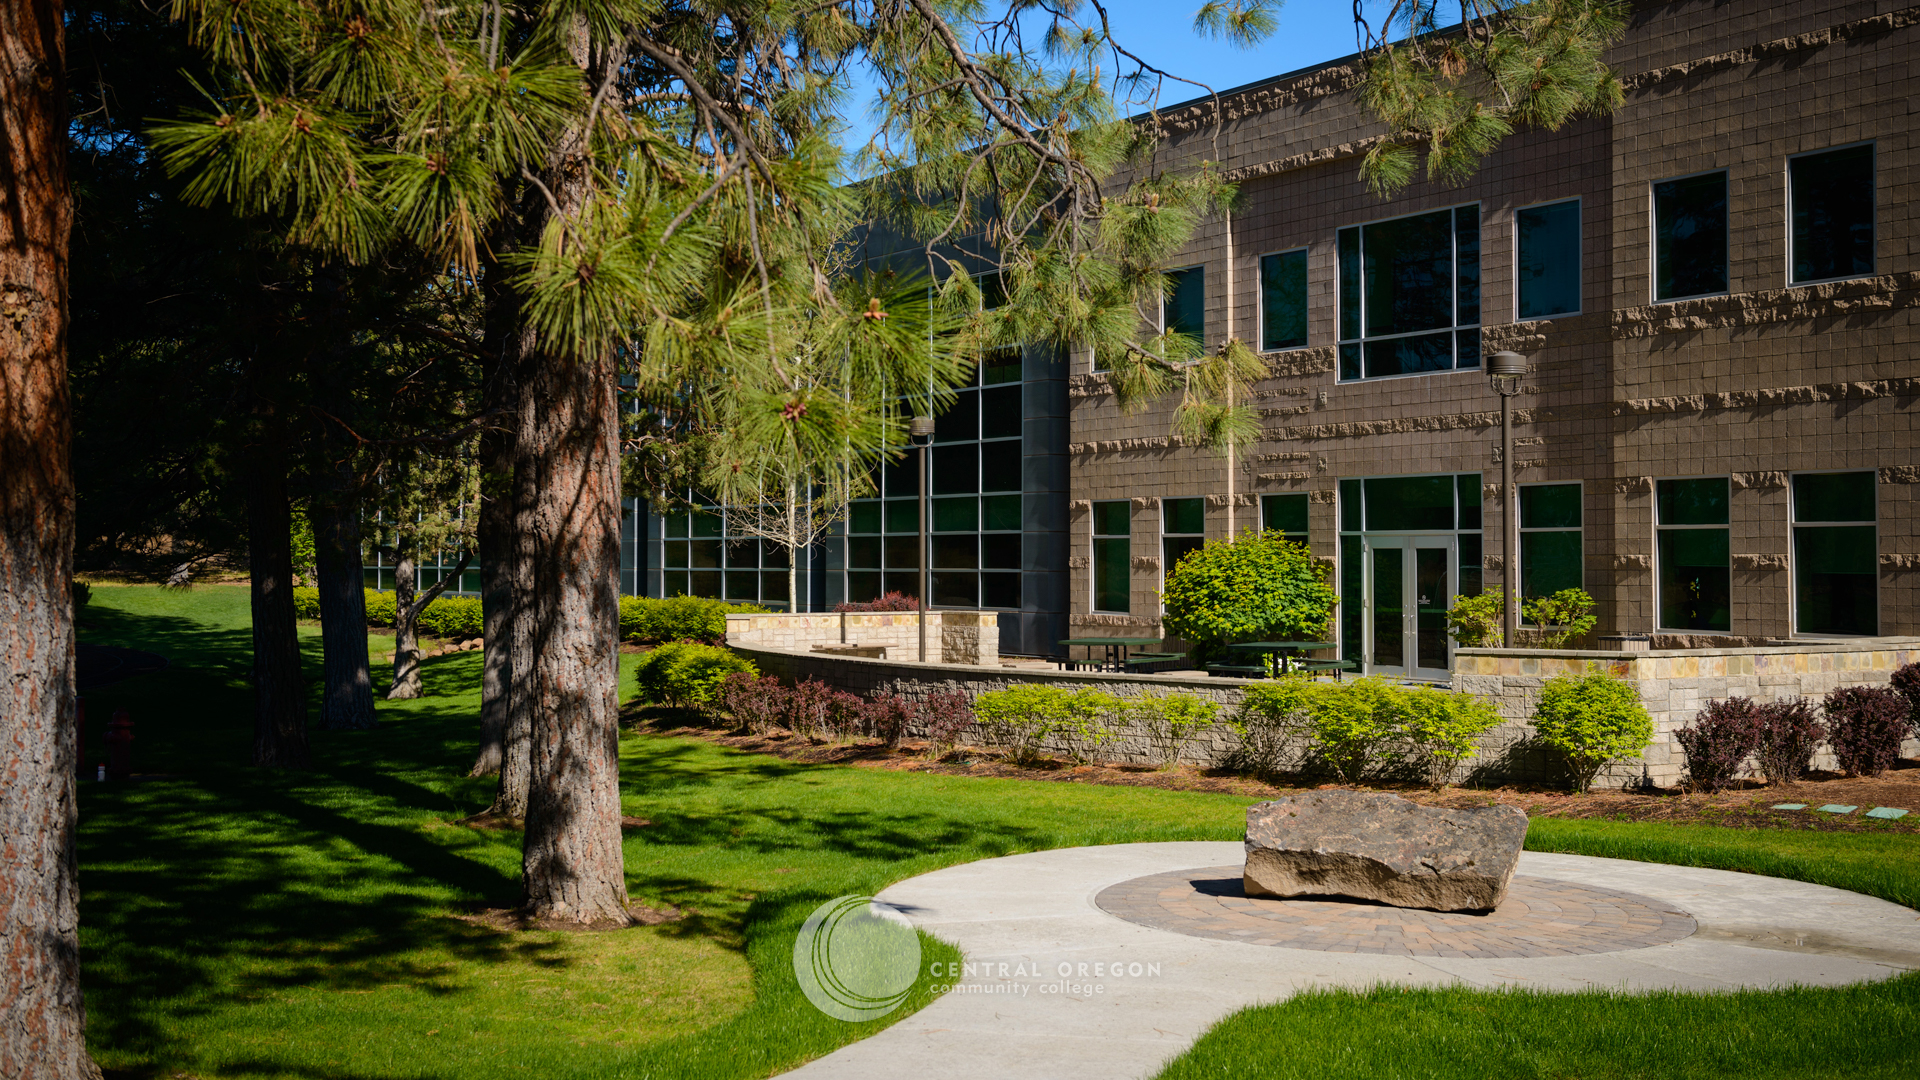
xmin=1207 ymin=640 xmax=1343 ymax=679
xmin=1057 ymin=637 xmax=1166 ymax=672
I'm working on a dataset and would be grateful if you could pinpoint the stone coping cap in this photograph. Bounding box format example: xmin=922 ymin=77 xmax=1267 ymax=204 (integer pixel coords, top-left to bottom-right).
xmin=1458 ymin=638 xmax=1920 ymax=660
xmin=727 ymin=643 xmax=1259 ymax=688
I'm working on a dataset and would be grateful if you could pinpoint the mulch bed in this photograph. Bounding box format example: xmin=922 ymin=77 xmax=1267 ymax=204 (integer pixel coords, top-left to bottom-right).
xmin=624 ymin=703 xmax=1920 ymax=835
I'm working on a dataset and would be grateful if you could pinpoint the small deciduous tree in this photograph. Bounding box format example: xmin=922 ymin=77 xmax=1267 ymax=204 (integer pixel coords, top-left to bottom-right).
xmin=368 ymin=447 xmax=479 ymax=700
xmin=1399 ymin=684 xmax=1503 ymax=790
xmin=1522 ymin=587 xmax=1598 ymax=649
xmin=1532 ymin=668 xmax=1654 ymax=792
xmin=1160 ymin=531 xmax=1335 ymax=663
xmin=1447 ymin=592 xmax=1504 ymax=648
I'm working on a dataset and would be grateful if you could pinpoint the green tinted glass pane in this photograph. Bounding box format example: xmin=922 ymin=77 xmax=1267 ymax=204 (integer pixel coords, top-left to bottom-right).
xmin=1455 ymin=328 xmax=1480 ymax=369
xmin=1164 ymin=535 xmax=1204 ymax=572
xmin=1654 ymin=172 xmax=1728 ymax=300
xmin=1364 ymin=475 xmax=1454 ymax=531
xmin=981 ymin=533 xmax=1020 ymax=569
xmin=1262 ymin=493 xmax=1308 ymax=535
xmin=847 ymin=536 xmax=881 ymax=569
xmin=1457 ymin=474 xmax=1483 ymax=531
xmin=1793 ymin=471 xmax=1875 ymax=523
xmin=849 ymin=501 xmax=881 ymax=534
xmin=1791 ymin=144 xmax=1874 ymax=283
xmin=1522 ymin=484 xmax=1582 ymax=529
xmin=1340 ymin=479 xmax=1362 ymax=531
xmin=724 ymin=572 xmax=758 ymax=602
xmin=760 ymin=572 xmax=788 ymax=604
xmin=1363 ymin=332 xmax=1454 ymax=378
xmin=981 ymin=386 xmax=1021 ymax=439
xmin=1339 ymin=343 xmax=1361 ymax=381
xmin=1165 ymin=266 xmax=1205 ymax=340
xmin=1164 ymin=497 xmax=1204 ymax=535
xmin=1092 ymin=500 xmax=1129 ymax=537
xmin=1363 ymin=209 xmax=1454 ymax=337
xmin=983 ymin=347 xmax=1023 ymax=385
xmin=933 ymin=496 xmax=977 ymax=532
xmin=1093 ymin=537 xmax=1129 ymax=613
xmin=845 ymin=571 xmax=881 ymax=605
xmin=1521 ymin=530 xmax=1583 ymax=597
xmin=1516 ymin=199 xmax=1581 ymax=317
xmin=1658 ymin=528 xmax=1730 ymax=631
xmin=1795 ymin=526 xmax=1877 ymax=635
xmin=981 ymin=572 xmax=1020 ymax=609
xmin=665 ymin=541 xmax=688 ymax=569
xmin=690 ymin=540 xmax=722 ymax=569
xmin=934 ymin=391 xmax=977 ymax=443
xmin=1657 ymin=477 xmax=1729 ymax=525
xmin=979 ymin=439 xmax=1021 ymax=492
xmin=932 ymin=444 xmax=977 ymax=495
xmin=1337 ymin=227 xmax=1361 ymax=341
xmin=691 ymin=510 xmax=722 ymax=537
xmin=1458 ymin=532 xmax=1483 ymax=597
xmin=664 ymin=513 xmax=689 ymax=538
xmin=1340 ymin=534 xmax=1363 ymax=662
xmin=978 ymin=271 xmax=1006 ymax=310
xmin=884 ymin=499 xmax=918 ymax=533
xmin=1455 ymin=204 xmax=1480 ymax=326
xmin=983 ymin=494 xmax=1021 ymax=531
xmin=884 ymin=535 xmax=918 ymax=569
xmin=933 ymin=535 xmax=977 ymax=569
xmin=1260 ymin=250 xmax=1307 ymax=351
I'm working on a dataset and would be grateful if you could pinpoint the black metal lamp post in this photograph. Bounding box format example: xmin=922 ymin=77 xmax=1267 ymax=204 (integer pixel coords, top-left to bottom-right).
xmin=910 ymin=414 xmax=936 ymax=662
xmin=1487 ymin=351 xmax=1528 ymax=649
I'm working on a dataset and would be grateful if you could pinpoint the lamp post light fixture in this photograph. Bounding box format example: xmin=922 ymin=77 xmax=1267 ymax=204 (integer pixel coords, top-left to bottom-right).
xmin=909 ymin=414 xmax=937 ymax=662
xmin=1486 ymin=351 xmax=1528 ymax=650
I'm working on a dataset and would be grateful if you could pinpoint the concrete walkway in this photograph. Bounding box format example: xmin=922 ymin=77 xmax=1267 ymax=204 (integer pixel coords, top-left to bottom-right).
xmin=777 ymin=842 xmax=1920 ymax=1080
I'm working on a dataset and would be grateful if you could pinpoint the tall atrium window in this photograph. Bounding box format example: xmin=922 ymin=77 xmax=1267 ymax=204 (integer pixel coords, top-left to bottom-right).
xmin=1793 ymin=471 xmax=1877 ymax=636
xmin=1790 ymin=144 xmax=1874 ymax=284
xmin=1163 ymin=266 xmax=1205 ymax=342
xmin=1260 ymin=492 xmax=1309 ymax=546
xmin=1519 ymin=483 xmax=1582 ymax=597
xmin=1337 ymin=205 xmax=1480 ymax=380
xmin=1656 ymin=477 xmax=1731 ymax=632
xmin=1092 ymin=500 xmax=1130 ymax=614
xmin=1515 ymin=199 xmax=1580 ymax=318
xmin=1259 ymin=249 xmax=1307 ymax=351
xmin=1653 ymin=171 xmax=1728 ymax=301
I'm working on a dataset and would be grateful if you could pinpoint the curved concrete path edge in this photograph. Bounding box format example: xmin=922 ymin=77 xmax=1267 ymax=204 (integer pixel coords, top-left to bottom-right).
xmin=777 ymin=842 xmax=1920 ymax=1080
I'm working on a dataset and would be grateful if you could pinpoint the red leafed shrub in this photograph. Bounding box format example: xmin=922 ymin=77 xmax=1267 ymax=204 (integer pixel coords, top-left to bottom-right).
xmin=1892 ymin=661 xmax=1920 ymax=726
xmin=1822 ymin=685 xmax=1915 ymax=778
xmin=787 ymin=678 xmax=840 ymax=741
xmin=920 ymin=690 xmax=976 ymax=760
xmin=1675 ymin=697 xmax=1764 ymax=793
xmin=719 ymin=672 xmax=790 ymax=735
xmin=859 ymin=692 xmax=919 ymax=748
xmin=834 ymin=591 xmax=919 ymax=612
xmin=1753 ymin=697 xmax=1824 ymax=786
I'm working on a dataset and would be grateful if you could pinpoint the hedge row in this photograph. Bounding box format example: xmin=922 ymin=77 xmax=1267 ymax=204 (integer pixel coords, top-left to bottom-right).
xmin=291 ymin=587 xmax=484 ymax=639
xmin=292 ymin=588 xmax=766 ymax=645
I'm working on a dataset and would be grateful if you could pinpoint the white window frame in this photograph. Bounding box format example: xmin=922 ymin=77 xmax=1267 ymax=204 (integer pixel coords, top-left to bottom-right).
xmin=1512 ymin=196 xmax=1582 ymax=321
xmin=1650 ymin=168 xmax=1731 ymax=305
xmin=1157 ymin=496 xmax=1206 ymax=613
xmin=1335 ymin=201 xmax=1483 ymax=383
xmin=1159 ymin=263 xmax=1206 ymax=339
xmin=1651 ymin=474 xmax=1732 ymax=634
xmin=1255 ymin=246 xmax=1311 ymax=354
xmin=1785 ymin=141 xmax=1876 ymax=288
xmin=1090 ymin=499 xmax=1131 ymax=615
xmin=1517 ymin=480 xmax=1584 ymax=596
xmin=1787 ymin=469 xmax=1880 ymax=638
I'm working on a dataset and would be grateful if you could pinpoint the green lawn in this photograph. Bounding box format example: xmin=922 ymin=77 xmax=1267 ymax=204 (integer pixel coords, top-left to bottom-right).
xmin=75 ymin=586 xmax=1253 ymax=1079
xmin=76 ymin=586 xmax=1920 ymax=1079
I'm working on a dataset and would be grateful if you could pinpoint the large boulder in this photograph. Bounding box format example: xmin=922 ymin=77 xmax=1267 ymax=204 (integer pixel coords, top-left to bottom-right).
xmin=1243 ymin=790 xmax=1527 ymax=912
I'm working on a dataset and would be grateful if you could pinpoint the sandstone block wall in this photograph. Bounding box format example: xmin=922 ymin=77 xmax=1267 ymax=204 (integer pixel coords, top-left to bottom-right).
xmin=726 ymin=611 xmax=1000 ymax=668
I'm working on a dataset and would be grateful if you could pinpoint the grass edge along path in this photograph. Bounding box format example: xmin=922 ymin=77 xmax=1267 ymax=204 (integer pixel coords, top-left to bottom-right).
xmin=1152 ymin=819 xmax=1920 ymax=1080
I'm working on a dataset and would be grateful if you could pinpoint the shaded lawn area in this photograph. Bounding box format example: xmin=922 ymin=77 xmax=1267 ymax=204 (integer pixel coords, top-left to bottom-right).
xmin=74 ymin=587 xmax=1253 ymax=1079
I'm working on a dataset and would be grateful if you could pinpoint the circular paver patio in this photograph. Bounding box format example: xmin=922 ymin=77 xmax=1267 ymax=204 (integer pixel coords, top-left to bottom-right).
xmin=1095 ymin=866 xmax=1697 ymax=957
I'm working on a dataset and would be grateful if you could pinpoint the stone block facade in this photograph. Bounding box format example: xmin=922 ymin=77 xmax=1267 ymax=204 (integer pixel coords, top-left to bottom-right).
xmin=726 ymin=611 xmax=1000 ymax=668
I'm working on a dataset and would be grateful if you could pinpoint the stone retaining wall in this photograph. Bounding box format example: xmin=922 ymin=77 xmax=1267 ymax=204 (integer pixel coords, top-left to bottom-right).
xmin=726 ymin=611 xmax=999 ymax=667
xmin=1454 ymin=640 xmax=1920 ymax=788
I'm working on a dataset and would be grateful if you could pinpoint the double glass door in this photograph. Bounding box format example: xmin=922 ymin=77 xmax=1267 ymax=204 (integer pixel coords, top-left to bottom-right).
xmin=1366 ymin=535 xmax=1453 ymax=681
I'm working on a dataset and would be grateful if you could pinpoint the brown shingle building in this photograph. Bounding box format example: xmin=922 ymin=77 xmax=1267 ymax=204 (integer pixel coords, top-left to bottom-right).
xmin=1064 ymin=0 xmax=1920 ymax=675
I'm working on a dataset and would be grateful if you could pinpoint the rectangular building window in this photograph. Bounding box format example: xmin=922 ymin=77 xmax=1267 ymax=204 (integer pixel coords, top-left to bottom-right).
xmin=1336 ymin=205 xmax=1481 ymax=380
xmin=1260 ymin=492 xmax=1309 ymax=545
xmin=1092 ymin=500 xmax=1130 ymax=614
xmin=1653 ymin=171 xmax=1728 ymax=301
xmin=1656 ymin=477 xmax=1730 ymax=632
xmin=1161 ymin=497 xmax=1206 ymax=576
xmin=1515 ymin=199 xmax=1580 ymax=318
xmin=1520 ymin=483 xmax=1582 ymax=597
xmin=1163 ymin=266 xmax=1205 ymax=342
xmin=1793 ymin=471 xmax=1876 ymax=636
xmin=1790 ymin=144 xmax=1874 ymax=284
xmin=1259 ymin=250 xmax=1307 ymax=352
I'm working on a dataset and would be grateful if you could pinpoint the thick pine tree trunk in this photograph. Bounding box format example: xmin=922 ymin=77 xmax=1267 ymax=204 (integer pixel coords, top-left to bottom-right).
xmin=314 ymin=467 xmax=375 ymax=728
xmin=388 ymin=539 xmax=421 ymax=699
xmin=1 ymin=3 xmax=101 ymax=1074
xmin=515 ymin=21 xmax=629 ymax=923
xmin=246 ymin=424 xmax=310 ymax=769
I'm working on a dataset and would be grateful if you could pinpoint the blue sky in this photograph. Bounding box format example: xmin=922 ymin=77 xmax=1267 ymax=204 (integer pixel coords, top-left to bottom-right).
xmin=833 ymin=1 xmax=1370 ymax=171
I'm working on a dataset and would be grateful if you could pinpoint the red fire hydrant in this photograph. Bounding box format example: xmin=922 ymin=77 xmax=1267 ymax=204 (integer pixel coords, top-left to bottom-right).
xmin=105 ymin=710 xmax=134 ymax=782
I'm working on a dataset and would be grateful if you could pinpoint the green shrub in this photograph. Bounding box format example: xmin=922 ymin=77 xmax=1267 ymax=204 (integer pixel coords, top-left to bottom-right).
xmin=1399 ymin=684 xmax=1503 ymax=789
xmin=1446 ymin=592 xmax=1503 ymax=647
xmin=1231 ymin=679 xmax=1315 ymax=780
xmin=973 ymin=684 xmax=1079 ymax=767
xmin=1299 ymin=676 xmax=1406 ymax=783
xmin=363 ymin=589 xmax=398 ymax=626
xmin=1053 ymin=689 xmax=1120 ymax=765
xmin=292 ymin=586 xmax=322 ymax=619
xmin=73 ymin=580 xmax=93 ymax=609
xmin=633 ymin=642 xmax=758 ymax=711
xmin=1532 ymin=667 xmax=1655 ymax=792
xmin=296 ymin=587 xmax=482 ymax=638
xmin=1160 ymin=531 xmax=1335 ymax=663
xmin=1522 ymin=587 xmax=1598 ymax=649
xmin=618 ymin=594 xmax=768 ymax=644
xmin=1129 ymin=691 xmax=1219 ymax=769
